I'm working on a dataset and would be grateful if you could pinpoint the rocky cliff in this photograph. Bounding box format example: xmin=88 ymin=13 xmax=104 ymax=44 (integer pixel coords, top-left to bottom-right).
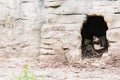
xmin=0 ymin=0 xmax=120 ymax=66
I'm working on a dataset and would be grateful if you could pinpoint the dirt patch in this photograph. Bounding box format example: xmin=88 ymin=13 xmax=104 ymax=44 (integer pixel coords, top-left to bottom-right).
xmin=0 ymin=57 xmax=120 ymax=80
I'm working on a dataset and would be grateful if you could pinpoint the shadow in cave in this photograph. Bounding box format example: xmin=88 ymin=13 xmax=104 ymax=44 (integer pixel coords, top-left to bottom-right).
xmin=81 ymin=15 xmax=108 ymax=58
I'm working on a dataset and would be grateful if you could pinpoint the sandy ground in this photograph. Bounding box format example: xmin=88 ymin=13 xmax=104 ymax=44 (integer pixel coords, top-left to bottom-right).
xmin=0 ymin=57 xmax=120 ymax=80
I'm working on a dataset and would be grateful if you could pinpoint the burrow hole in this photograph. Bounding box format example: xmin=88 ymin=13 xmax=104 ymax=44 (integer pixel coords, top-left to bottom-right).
xmin=81 ymin=15 xmax=109 ymax=58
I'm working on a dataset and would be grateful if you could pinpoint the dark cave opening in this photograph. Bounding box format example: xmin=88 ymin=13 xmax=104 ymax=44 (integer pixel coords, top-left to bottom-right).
xmin=81 ymin=15 xmax=109 ymax=58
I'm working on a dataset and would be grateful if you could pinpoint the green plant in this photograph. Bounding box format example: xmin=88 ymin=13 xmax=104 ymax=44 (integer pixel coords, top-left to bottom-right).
xmin=17 ymin=64 xmax=46 ymax=80
xmin=17 ymin=64 xmax=36 ymax=80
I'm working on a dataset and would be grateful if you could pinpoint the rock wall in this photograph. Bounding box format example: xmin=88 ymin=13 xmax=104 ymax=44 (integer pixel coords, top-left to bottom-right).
xmin=40 ymin=0 xmax=120 ymax=65
xmin=0 ymin=0 xmax=120 ymax=66
xmin=0 ymin=0 xmax=41 ymax=58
